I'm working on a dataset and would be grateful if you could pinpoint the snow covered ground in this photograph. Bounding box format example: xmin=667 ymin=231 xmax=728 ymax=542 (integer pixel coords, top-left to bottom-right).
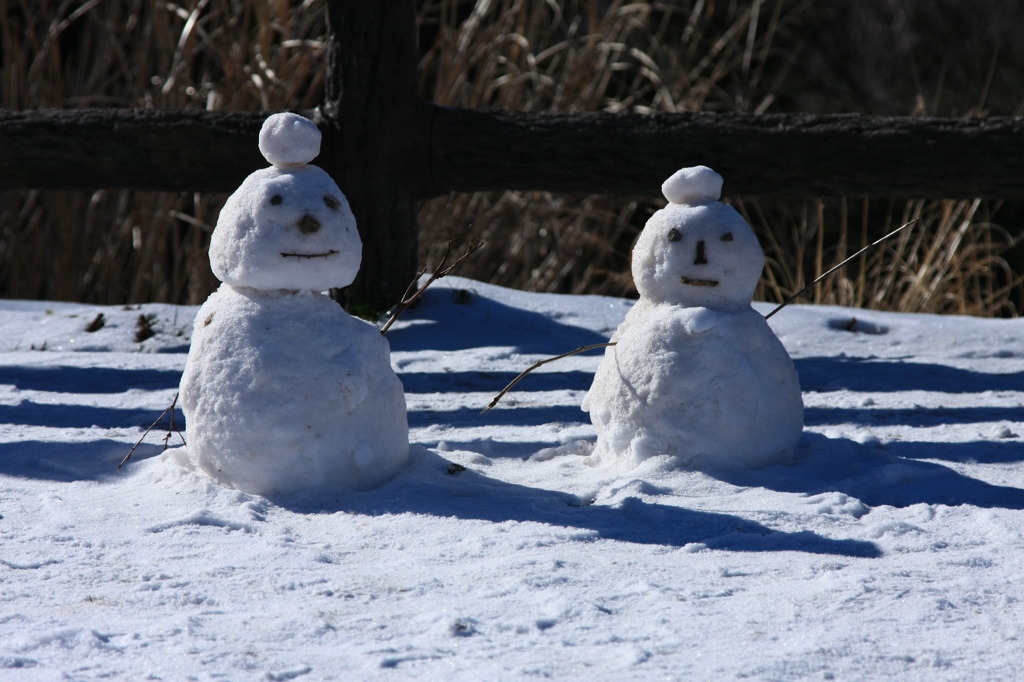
xmin=1 ymin=276 xmax=1022 ymax=680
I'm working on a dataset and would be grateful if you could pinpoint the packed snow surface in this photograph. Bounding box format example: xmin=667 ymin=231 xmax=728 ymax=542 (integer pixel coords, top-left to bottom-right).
xmin=585 ymin=166 xmax=803 ymax=471
xmin=181 ymin=111 xmax=408 ymax=497
xmin=178 ymin=287 xmax=408 ymax=496
xmin=210 ymin=114 xmax=360 ymax=292
xmin=258 ymin=111 xmax=322 ymax=168
xmin=208 ymin=163 xmax=362 ymax=292
xmin=584 ymin=304 xmax=803 ymax=471
xmin=660 ymin=165 xmax=723 ymax=205
xmin=1 ymin=276 xmax=1023 ymax=680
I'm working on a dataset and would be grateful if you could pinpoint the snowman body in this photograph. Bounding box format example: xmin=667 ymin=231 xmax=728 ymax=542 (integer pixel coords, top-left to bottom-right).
xmin=179 ymin=113 xmax=409 ymax=496
xmin=582 ymin=166 xmax=803 ymax=471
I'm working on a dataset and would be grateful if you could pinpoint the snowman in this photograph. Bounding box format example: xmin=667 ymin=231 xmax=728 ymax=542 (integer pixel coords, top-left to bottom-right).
xmin=178 ymin=112 xmax=409 ymax=497
xmin=582 ymin=166 xmax=803 ymax=472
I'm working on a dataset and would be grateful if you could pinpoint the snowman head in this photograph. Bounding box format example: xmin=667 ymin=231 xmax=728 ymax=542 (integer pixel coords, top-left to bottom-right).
xmin=209 ymin=113 xmax=362 ymax=291
xmin=631 ymin=166 xmax=764 ymax=310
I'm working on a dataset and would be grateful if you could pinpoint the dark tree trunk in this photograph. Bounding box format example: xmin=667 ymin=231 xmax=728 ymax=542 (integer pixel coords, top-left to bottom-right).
xmin=321 ymin=0 xmax=427 ymax=312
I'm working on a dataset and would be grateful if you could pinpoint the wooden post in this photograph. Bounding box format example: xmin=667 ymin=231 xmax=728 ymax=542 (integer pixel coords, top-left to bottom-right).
xmin=321 ymin=0 xmax=429 ymax=312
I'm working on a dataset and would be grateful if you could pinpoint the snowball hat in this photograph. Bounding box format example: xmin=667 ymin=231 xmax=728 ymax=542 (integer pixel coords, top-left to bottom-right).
xmin=661 ymin=165 xmax=723 ymax=205
xmin=258 ymin=112 xmax=322 ymax=168
xmin=208 ymin=113 xmax=362 ymax=291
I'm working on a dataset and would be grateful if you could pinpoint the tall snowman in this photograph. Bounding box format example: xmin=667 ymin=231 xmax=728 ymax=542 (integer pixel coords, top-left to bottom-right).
xmin=178 ymin=112 xmax=409 ymax=497
xmin=582 ymin=166 xmax=803 ymax=472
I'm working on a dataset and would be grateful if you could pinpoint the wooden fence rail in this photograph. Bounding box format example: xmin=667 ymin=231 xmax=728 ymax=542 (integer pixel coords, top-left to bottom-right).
xmin=1 ymin=0 xmax=1023 ymax=307
xmin=5 ymin=108 xmax=1024 ymax=199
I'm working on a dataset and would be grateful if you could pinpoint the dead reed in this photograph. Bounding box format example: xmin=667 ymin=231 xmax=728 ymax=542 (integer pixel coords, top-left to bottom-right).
xmin=415 ymin=0 xmax=1023 ymax=315
xmin=1 ymin=0 xmax=1021 ymax=315
xmin=746 ymin=197 xmax=1023 ymax=317
xmin=1 ymin=0 xmax=328 ymax=304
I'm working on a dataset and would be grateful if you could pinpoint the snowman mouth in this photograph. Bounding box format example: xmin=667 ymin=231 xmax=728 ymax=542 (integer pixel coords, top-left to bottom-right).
xmin=680 ymin=276 xmax=719 ymax=287
xmin=280 ymin=250 xmax=339 ymax=259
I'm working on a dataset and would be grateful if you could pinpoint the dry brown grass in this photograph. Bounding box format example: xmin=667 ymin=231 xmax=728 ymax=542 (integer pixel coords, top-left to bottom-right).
xmin=415 ymin=0 xmax=1023 ymax=315
xmin=745 ymin=197 xmax=1023 ymax=317
xmin=1 ymin=0 xmax=328 ymax=304
xmin=415 ymin=0 xmax=809 ymax=299
xmin=1 ymin=0 xmax=1022 ymax=315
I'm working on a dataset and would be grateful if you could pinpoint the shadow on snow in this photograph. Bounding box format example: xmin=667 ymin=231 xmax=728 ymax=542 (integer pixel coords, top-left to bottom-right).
xmin=796 ymin=356 xmax=1024 ymax=394
xmin=0 ymin=401 xmax=168 ymax=430
xmin=273 ymin=447 xmax=882 ymax=559
xmin=0 ymin=439 xmax=166 ymax=482
xmin=803 ymin=405 xmax=1024 ymax=437
xmin=386 ymin=286 xmax=609 ymax=355
xmin=722 ymin=432 xmax=1024 ymax=510
xmin=408 ymin=404 xmax=588 ymax=431
xmin=0 ymin=364 xmax=181 ymax=394
xmin=400 ymin=369 xmax=594 ymax=396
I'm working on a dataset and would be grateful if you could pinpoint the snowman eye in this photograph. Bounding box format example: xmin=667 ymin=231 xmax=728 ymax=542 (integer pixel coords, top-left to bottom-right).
xmin=269 ymin=195 xmax=283 ymax=206
xmin=667 ymin=228 xmax=682 ymax=242
xmin=323 ymin=195 xmax=341 ymax=210
xmin=721 ymin=232 xmax=734 ymax=242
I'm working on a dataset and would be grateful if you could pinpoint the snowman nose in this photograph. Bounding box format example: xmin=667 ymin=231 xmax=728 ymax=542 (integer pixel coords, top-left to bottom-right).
xmin=694 ymin=240 xmax=708 ymax=265
xmin=297 ymin=214 xmax=320 ymax=234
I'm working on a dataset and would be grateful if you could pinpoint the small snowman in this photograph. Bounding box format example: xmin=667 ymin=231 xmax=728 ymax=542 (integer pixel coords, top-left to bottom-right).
xmin=178 ymin=112 xmax=409 ymax=497
xmin=582 ymin=166 xmax=803 ymax=472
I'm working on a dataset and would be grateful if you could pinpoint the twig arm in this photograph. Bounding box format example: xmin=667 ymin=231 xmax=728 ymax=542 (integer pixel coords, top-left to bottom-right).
xmin=483 ymin=342 xmax=616 ymax=411
xmin=764 ymin=219 xmax=917 ymax=319
xmin=380 ymin=237 xmax=485 ymax=335
xmin=118 ymin=392 xmax=186 ymax=469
